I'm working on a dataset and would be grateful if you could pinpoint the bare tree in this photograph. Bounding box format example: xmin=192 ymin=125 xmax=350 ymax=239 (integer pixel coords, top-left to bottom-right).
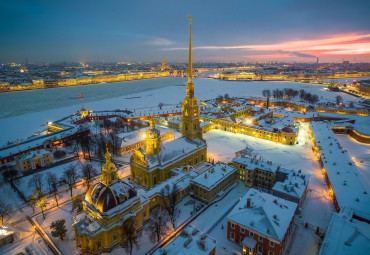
xmin=62 ymin=164 xmax=78 ymax=197
xmin=108 ymin=130 xmax=120 ymax=157
xmin=1 ymin=165 xmax=19 ymax=189
xmin=45 ymin=172 xmax=57 ymax=194
xmin=158 ymin=102 xmax=164 ymax=110
xmin=121 ymin=217 xmax=140 ymax=255
xmin=81 ymin=162 xmax=97 ymax=190
xmin=71 ymin=194 xmax=83 ymax=213
xmin=0 ymin=199 xmax=11 ymax=225
xmin=146 ymin=207 xmax=170 ymax=243
xmin=160 ymin=184 xmax=180 ymax=228
xmin=28 ymin=173 xmax=44 ymax=194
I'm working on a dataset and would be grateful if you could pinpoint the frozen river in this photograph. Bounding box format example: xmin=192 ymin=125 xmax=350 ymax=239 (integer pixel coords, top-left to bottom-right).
xmin=0 ymin=77 xmax=186 ymax=119
xmin=0 ymin=77 xmax=364 ymax=119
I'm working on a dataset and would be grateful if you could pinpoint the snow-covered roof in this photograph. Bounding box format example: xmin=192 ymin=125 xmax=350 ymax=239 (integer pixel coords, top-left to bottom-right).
xmin=191 ymin=163 xmax=236 ymax=191
xmin=153 ymin=226 xmax=216 ymax=255
xmin=272 ymin=170 xmax=310 ymax=200
xmin=139 ymin=137 xmax=206 ymax=170
xmin=16 ymin=149 xmax=51 ymax=161
xmin=118 ymin=125 xmax=172 ymax=148
xmin=145 ymin=168 xmax=198 ymax=198
xmin=319 ymin=213 xmax=370 ymax=255
xmin=232 ymin=155 xmax=282 ymax=173
xmin=227 ymin=188 xmax=297 ymax=242
xmin=310 ymin=122 xmax=370 ymax=220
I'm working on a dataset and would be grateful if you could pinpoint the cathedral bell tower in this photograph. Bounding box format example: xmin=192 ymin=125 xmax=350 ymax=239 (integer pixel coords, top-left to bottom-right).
xmin=100 ymin=144 xmax=118 ymax=186
xmin=145 ymin=120 xmax=161 ymax=155
xmin=182 ymin=16 xmax=202 ymax=140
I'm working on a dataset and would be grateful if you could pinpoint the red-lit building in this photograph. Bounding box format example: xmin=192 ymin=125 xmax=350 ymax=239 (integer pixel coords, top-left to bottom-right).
xmin=227 ymin=189 xmax=297 ymax=255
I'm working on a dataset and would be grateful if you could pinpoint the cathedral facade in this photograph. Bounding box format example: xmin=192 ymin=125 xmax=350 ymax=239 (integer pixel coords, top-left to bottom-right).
xmin=130 ymin=16 xmax=207 ymax=189
xmin=73 ymin=147 xmax=149 ymax=254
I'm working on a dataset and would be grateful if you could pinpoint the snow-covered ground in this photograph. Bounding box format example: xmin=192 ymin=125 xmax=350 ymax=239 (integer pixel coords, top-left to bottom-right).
xmin=1 ymin=78 xmax=367 ymax=255
xmin=0 ymin=220 xmax=53 ymax=255
xmin=15 ymin=159 xmax=101 ymax=200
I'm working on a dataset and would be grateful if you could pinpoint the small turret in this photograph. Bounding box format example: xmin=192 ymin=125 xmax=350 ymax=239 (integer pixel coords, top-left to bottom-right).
xmin=101 ymin=144 xmax=118 ymax=186
xmin=145 ymin=120 xmax=161 ymax=155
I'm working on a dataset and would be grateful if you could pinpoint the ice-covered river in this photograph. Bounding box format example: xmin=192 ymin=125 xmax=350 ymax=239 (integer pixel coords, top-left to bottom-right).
xmin=0 ymin=77 xmax=187 ymax=119
xmin=0 ymin=76 xmax=367 ymax=119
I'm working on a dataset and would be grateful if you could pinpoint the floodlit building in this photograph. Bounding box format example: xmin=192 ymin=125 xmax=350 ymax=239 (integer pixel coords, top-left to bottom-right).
xmin=190 ymin=163 xmax=236 ymax=203
xmin=310 ymin=122 xmax=370 ymax=222
xmin=117 ymin=125 xmax=174 ymax=156
xmin=232 ymin=156 xmax=278 ymax=189
xmin=130 ymin=17 xmax=207 ymax=188
xmin=15 ymin=149 xmax=52 ymax=172
xmin=73 ymin=147 xmax=150 ymax=254
xmin=227 ymin=189 xmax=297 ymax=255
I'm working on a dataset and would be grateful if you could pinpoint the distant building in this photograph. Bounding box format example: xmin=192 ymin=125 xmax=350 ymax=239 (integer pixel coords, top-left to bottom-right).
xmin=160 ymin=60 xmax=172 ymax=71
xmin=227 ymin=189 xmax=297 ymax=255
xmin=15 ymin=149 xmax=52 ymax=172
xmin=154 ymin=226 xmax=216 ymax=255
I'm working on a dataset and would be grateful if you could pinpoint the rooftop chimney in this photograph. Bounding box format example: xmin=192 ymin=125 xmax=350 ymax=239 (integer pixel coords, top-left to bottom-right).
xmin=247 ymin=198 xmax=251 ymax=208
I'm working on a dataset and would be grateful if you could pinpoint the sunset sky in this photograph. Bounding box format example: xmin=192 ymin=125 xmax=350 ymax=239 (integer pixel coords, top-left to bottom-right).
xmin=0 ymin=0 xmax=369 ymax=63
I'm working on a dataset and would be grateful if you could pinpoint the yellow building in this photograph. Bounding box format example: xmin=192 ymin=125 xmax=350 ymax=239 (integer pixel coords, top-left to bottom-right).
xmin=15 ymin=149 xmax=52 ymax=172
xmin=73 ymin=147 xmax=149 ymax=254
xmin=118 ymin=125 xmax=174 ymax=156
xmin=79 ymin=105 xmax=90 ymax=118
xmin=232 ymin=155 xmax=277 ymax=188
xmin=191 ymin=163 xmax=236 ymax=203
xmin=130 ymin=16 xmax=207 ymax=189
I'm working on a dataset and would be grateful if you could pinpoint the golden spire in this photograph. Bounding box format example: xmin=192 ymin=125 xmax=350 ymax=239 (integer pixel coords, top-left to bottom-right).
xmin=188 ymin=15 xmax=192 ymax=84
xmin=186 ymin=15 xmax=195 ymax=98
xmin=104 ymin=143 xmax=111 ymax=163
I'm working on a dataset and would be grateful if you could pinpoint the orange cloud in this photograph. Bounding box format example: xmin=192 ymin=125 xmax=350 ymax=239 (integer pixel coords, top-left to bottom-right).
xmin=166 ymin=33 xmax=370 ymax=57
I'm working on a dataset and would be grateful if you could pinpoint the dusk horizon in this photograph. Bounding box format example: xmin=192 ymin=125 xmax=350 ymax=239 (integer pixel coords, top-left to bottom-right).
xmin=1 ymin=0 xmax=369 ymax=63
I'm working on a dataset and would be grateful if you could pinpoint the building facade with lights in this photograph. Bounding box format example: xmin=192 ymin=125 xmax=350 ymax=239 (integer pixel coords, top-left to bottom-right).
xmin=227 ymin=189 xmax=297 ymax=255
xmin=73 ymin=147 xmax=149 ymax=254
xmin=130 ymin=17 xmax=207 ymax=189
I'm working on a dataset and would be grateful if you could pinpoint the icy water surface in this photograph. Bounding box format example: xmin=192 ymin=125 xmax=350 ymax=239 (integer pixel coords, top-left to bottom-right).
xmin=0 ymin=77 xmax=186 ymax=118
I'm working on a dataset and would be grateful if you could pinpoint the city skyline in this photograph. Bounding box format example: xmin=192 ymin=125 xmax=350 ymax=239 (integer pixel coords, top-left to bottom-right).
xmin=0 ymin=0 xmax=369 ymax=63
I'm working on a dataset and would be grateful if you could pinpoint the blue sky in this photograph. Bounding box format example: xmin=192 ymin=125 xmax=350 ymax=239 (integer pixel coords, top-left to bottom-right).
xmin=0 ymin=0 xmax=369 ymax=63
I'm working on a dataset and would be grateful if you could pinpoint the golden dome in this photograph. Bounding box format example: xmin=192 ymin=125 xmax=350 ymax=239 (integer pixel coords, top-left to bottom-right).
xmin=85 ymin=180 xmax=137 ymax=213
